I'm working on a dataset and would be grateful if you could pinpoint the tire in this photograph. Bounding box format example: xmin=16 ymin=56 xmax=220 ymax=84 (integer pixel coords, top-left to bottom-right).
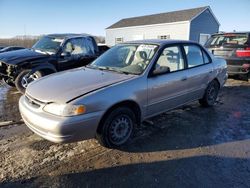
xmin=97 ymin=107 xmax=136 ymax=148
xmin=15 ymin=70 xmax=44 ymax=94
xmin=199 ymin=80 xmax=219 ymax=107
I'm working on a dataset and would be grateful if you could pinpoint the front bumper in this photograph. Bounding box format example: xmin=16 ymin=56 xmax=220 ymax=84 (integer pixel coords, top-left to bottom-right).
xmin=19 ymin=95 xmax=104 ymax=143
xmin=0 ymin=62 xmax=17 ymax=80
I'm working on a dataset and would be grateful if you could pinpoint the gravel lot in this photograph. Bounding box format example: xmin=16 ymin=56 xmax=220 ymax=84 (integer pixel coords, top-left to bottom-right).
xmin=0 ymin=79 xmax=250 ymax=188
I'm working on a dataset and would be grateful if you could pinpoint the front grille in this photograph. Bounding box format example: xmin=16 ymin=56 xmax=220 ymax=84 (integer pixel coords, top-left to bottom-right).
xmin=25 ymin=95 xmax=45 ymax=109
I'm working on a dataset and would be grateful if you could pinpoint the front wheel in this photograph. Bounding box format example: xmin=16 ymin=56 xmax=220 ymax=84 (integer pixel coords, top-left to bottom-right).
xmin=97 ymin=107 xmax=136 ymax=148
xmin=2 ymin=78 xmax=15 ymax=87
xmin=199 ymin=80 xmax=219 ymax=107
xmin=15 ymin=70 xmax=43 ymax=94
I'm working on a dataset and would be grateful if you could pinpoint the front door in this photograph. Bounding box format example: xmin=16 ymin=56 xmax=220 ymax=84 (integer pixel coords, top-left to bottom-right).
xmin=58 ymin=37 xmax=97 ymax=71
xmin=147 ymin=45 xmax=188 ymax=117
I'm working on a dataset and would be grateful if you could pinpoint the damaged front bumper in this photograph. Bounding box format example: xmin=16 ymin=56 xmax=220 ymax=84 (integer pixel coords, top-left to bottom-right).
xmin=0 ymin=61 xmax=17 ymax=80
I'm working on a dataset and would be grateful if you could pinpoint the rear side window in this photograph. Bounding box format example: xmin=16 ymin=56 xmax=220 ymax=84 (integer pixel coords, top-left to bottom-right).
xmin=202 ymin=50 xmax=211 ymax=64
xmin=205 ymin=34 xmax=248 ymax=47
xmin=184 ymin=45 xmax=204 ymax=68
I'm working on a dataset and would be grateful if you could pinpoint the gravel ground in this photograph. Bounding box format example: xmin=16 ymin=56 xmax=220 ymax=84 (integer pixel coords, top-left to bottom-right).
xmin=0 ymin=79 xmax=250 ymax=188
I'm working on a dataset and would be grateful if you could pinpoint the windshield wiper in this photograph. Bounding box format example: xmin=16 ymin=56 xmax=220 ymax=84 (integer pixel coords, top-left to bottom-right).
xmin=87 ymin=65 xmax=131 ymax=75
xmin=86 ymin=65 xmax=108 ymax=71
xmin=109 ymin=68 xmax=130 ymax=75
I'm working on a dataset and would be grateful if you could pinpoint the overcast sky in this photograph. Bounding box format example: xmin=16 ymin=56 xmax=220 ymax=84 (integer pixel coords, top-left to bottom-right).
xmin=0 ymin=0 xmax=249 ymax=38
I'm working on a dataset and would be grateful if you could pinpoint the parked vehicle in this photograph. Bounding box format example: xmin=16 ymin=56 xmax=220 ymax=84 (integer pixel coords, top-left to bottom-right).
xmin=19 ymin=40 xmax=227 ymax=148
xmin=205 ymin=32 xmax=250 ymax=80
xmin=0 ymin=46 xmax=25 ymax=53
xmin=0 ymin=34 xmax=102 ymax=93
xmin=0 ymin=46 xmax=6 ymax=50
xmin=97 ymin=43 xmax=110 ymax=54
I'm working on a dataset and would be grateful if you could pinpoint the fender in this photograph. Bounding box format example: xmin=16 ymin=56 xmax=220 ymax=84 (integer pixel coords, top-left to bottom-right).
xmin=29 ymin=63 xmax=57 ymax=75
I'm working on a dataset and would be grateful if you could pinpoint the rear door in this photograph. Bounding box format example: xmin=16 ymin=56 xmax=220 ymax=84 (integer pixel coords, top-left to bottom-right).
xmin=183 ymin=44 xmax=213 ymax=101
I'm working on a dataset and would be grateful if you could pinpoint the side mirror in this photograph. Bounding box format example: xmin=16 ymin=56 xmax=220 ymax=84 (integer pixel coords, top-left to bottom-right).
xmin=61 ymin=52 xmax=71 ymax=57
xmin=153 ymin=66 xmax=170 ymax=75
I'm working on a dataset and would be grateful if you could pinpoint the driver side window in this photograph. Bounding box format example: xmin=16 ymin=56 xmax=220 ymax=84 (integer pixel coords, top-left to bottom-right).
xmin=155 ymin=46 xmax=185 ymax=72
xmin=63 ymin=38 xmax=94 ymax=56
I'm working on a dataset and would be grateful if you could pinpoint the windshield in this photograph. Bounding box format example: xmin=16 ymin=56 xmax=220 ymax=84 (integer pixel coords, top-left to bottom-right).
xmin=89 ymin=44 xmax=158 ymax=75
xmin=205 ymin=34 xmax=248 ymax=47
xmin=32 ymin=36 xmax=63 ymax=54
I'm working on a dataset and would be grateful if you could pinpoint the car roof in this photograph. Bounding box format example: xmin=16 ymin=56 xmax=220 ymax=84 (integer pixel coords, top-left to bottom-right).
xmin=212 ymin=32 xmax=250 ymax=36
xmin=46 ymin=33 xmax=92 ymax=39
xmin=4 ymin=46 xmax=24 ymax=48
xmin=123 ymin=39 xmax=199 ymax=46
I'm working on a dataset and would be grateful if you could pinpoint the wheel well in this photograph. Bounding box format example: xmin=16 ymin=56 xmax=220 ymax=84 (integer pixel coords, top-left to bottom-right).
xmin=96 ymin=100 xmax=141 ymax=134
xmin=213 ymin=78 xmax=221 ymax=89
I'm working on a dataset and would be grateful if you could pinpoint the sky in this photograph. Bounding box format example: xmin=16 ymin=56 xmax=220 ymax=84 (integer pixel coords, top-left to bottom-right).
xmin=0 ymin=0 xmax=249 ymax=38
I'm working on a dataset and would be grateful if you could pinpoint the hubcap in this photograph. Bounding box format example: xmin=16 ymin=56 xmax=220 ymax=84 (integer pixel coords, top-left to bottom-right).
xmin=21 ymin=73 xmax=39 ymax=88
xmin=109 ymin=115 xmax=133 ymax=145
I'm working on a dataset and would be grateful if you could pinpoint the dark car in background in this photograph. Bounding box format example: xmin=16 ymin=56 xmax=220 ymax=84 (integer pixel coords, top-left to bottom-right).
xmin=0 ymin=46 xmax=6 ymax=50
xmin=0 ymin=46 xmax=25 ymax=53
xmin=97 ymin=43 xmax=110 ymax=54
xmin=205 ymin=32 xmax=250 ymax=80
xmin=0 ymin=34 xmax=104 ymax=93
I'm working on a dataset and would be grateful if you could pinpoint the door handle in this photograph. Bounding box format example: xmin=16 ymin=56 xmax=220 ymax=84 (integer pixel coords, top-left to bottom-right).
xmin=181 ymin=76 xmax=187 ymax=81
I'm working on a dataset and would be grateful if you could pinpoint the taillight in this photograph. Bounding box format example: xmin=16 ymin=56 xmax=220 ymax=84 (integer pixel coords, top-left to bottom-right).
xmin=236 ymin=47 xmax=250 ymax=57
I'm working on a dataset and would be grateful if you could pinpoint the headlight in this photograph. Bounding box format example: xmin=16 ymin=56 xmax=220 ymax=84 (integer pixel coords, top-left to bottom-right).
xmin=43 ymin=103 xmax=86 ymax=116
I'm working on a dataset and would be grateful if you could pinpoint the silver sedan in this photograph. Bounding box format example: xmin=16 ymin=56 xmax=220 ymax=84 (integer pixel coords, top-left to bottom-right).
xmin=19 ymin=40 xmax=227 ymax=148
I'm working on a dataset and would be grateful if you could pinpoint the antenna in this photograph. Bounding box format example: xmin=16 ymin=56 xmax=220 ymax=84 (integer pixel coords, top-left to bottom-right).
xmin=24 ymin=24 xmax=26 ymax=39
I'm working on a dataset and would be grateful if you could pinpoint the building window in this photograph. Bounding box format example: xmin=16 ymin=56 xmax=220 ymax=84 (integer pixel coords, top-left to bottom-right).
xmin=199 ymin=34 xmax=211 ymax=45
xmin=115 ymin=37 xmax=123 ymax=44
xmin=158 ymin=35 xmax=170 ymax=40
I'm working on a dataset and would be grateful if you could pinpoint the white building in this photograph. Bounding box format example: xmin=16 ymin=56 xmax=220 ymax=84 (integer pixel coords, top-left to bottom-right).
xmin=106 ymin=6 xmax=220 ymax=46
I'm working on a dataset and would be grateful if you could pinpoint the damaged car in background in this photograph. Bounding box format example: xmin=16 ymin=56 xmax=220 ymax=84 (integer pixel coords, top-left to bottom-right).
xmin=205 ymin=32 xmax=250 ymax=80
xmin=0 ymin=34 xmax=103 ymax=93
xmin=19 ymin=40 xmax=227 ymax=148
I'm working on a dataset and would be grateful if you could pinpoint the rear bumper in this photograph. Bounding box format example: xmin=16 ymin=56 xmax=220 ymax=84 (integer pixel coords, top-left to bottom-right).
xmin=227 ymin=65 xmax=250 ymax=76
xmin=225 ymin=58 xmax=250 ymax=76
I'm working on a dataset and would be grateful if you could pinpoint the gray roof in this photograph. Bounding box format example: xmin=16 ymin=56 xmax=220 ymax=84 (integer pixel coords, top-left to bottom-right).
xmin=107 ymin=6 xmax=209 ymax=29
xmin=47 ymin=33 xmax=92 ymax=39
xmin=123 ymin=39 xmax=198 ymax=45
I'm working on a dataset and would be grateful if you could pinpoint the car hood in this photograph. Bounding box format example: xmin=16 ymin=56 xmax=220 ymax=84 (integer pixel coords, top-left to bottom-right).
xmin=0 ymin=48 xmax=49 ymax=65
xmin=26 ymin=67 xmax=136 ymax=103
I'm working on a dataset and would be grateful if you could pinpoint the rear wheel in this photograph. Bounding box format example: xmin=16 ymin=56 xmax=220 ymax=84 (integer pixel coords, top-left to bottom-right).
xmin=199 ymin=80 xmax=219 ymax=107
xmin=97 ymin=107 xmax=136 ymax=148
xmin=15 ymin=70 xmax=43 ymax=94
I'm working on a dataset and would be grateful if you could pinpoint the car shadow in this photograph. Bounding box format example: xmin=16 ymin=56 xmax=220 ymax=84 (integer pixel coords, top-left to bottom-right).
xmin=119 ymin=85 xmax=250 ymax=153
xmin=1 ymin=155 xmax=249 ymax=188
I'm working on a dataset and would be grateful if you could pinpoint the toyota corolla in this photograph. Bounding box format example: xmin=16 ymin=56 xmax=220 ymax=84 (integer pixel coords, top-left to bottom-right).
xmin=19 ymin=40 xmax=227 ymax=148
